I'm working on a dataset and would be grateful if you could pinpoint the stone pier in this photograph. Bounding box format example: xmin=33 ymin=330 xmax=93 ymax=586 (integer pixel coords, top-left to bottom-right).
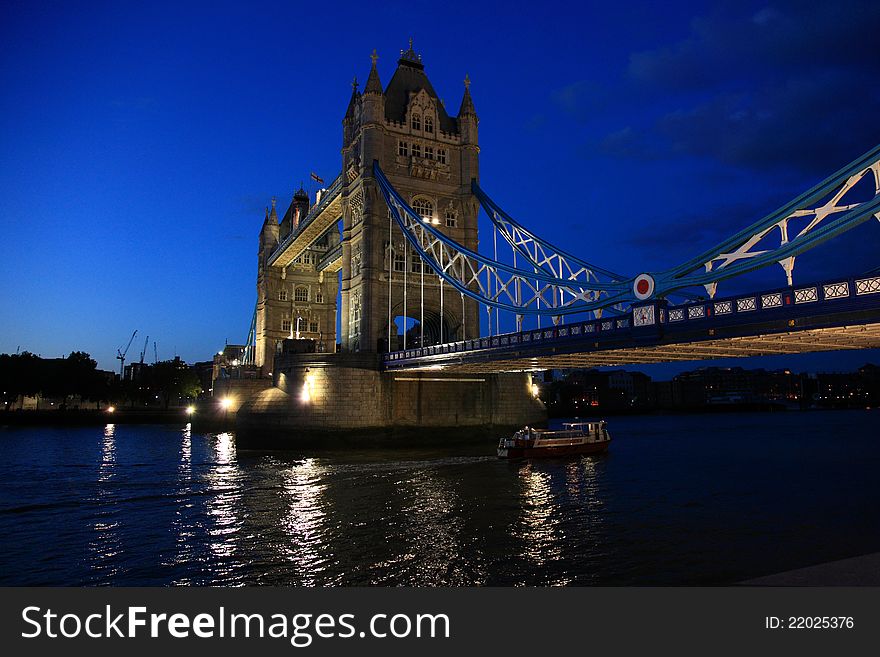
xmin=234 ymin=352 xmax=546 ymax=447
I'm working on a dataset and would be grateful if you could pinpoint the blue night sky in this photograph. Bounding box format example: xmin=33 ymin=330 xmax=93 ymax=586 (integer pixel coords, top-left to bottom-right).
xmin=2 ymin=0 xmax=879 ymax=378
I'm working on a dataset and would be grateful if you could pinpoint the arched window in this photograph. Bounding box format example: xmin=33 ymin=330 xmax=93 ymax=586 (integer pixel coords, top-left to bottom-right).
xmin=352 ymin=241 xmax=362 ymax=276
xmin=279 ymin=288 xmax=288 ymax=301
xmin=412 ymin=198 xmax=434 ymax=223
xmin=445 ymin=209 xmax=457 ymax=227
xmin=315 ymin=289 xmax=324 ymax=304
xmin=424 ymin=116 xmax=434 ymax=134
xmin=393 ymin=248 xmax=406 ymax=272
xmin=294 ymin=286 xmax=309 ymax=302
xmin=411 ymin=114 xmax=421 ymax=130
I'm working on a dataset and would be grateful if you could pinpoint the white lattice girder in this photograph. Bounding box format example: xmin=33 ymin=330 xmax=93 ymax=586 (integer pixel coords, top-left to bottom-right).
xmin=702 ymin=162 xmax=880 ymax=290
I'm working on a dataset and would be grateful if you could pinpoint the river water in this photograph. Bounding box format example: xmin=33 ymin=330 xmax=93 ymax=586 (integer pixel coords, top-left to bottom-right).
xmin=1 ymin=410 xmax=878 ymax=586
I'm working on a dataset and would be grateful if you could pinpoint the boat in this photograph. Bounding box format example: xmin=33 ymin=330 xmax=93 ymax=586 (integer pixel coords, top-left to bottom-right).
xmin=497 ymin=421 xmax=611 ymax=458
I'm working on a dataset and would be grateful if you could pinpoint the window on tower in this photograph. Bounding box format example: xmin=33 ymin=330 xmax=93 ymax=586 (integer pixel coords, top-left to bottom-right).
xmin=424 ymin=116 xmax=434 ymax=134
xmin=294 ymin=286 xmax=309 ymax=303
xmin=411 ymin=114 xmax=421 ymax=130
xmin=412 ymin=198 xmax=434 ymax=222
xmin=393 ymin=250 xmax=406 ymax=272
xmin=398 ymin=140 xmax=409 ymax=156
xmin=309 ymin=320 xmax=319 ymax=333
xmin=315 ymin=289 xmax=324 ymax=303
xmin=437 ymin=148 xmax=447 ymax=164
xmin=279 ymin=288 xmax=288 ymax=301
xmin=411 ymin=143 xmax=422 ymax=158
xmin=282 ymin=319 xmax=292 ymax=333
xmin=424 ymin=146 xmax=434 ymax=160
xmin=445 ymin=209 xmax=457 ymax=227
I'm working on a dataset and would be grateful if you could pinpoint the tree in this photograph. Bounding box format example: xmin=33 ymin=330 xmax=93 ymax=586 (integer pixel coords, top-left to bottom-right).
xmin=147 ymin=359 xmax=202 ymax=408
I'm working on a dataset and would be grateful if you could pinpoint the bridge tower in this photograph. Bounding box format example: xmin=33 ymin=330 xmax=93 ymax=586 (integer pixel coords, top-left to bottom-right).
xmin=256 ymin=189 xmax=341 ymax=375
xmin=340 ymin=41 xmax=481 ymax=352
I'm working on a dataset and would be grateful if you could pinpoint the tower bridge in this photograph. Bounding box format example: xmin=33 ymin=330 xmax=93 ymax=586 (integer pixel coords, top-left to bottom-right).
xmin=253 ymin=42 xmax=481 ymax=377
xmin=232 ymin=41 xmax=880 ymax=442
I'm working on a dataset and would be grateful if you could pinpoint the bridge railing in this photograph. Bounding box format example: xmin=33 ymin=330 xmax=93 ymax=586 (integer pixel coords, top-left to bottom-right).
xmin=383 ymin=274 xmax=880 ymax=365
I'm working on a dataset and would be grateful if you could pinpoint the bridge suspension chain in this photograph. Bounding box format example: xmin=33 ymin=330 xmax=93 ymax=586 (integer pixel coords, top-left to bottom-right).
xmin=374 ymin=163 xmax=633 ymax=317
xmin=658 ymin=144 xmax=880 ymax=297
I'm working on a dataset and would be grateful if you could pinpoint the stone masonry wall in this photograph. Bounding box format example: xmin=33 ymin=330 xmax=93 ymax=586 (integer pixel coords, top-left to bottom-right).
xmin=235 ymin=353 xmax=546 ymax=442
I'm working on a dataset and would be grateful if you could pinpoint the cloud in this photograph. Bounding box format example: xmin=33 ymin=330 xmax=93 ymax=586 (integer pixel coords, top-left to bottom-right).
xmin=552 ymin=80 xmax=608 ymax=122
xmin=583 ymin=1 xmax=880 ymax=175
xmin=627 ymin=2 xmax=880 ymax=92
xmin=625 ymin=199 xmax=771 ymax=254
xmin=657 ymin=70 xmax=880 ymax=172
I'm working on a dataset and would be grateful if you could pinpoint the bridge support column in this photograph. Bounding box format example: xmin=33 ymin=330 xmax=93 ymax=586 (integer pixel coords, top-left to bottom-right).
xmin=234 ymin=353 xmax=546 ymax=446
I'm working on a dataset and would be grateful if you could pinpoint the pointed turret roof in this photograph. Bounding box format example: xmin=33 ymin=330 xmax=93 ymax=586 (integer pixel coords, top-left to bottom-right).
xmin=345 ymin=76 xmax=360 ymax=117
xmin=458 ymin=74 xmax=477 ymax=118
xmin=364 ymin=49 xmax=383 ymax=94
xmin=269 ymin=196 xmax=278 ymax=221
xmin=383 ymin=38 xmax=457 ymax=133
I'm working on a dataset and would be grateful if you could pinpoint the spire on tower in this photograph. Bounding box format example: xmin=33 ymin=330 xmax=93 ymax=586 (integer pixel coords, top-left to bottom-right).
xmin=458 ymin=73 xmax=477 ymax=117
xmin=398 ymin=37 xmax=423 ymax=68
xmin=364 ymin=49 xmax=383 ymax=94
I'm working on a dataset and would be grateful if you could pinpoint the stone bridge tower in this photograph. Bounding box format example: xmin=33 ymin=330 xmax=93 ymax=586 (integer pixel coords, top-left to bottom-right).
xmin=256 ymin=190 xmax=340 ymax=375
xmin=340 ymin=41 xmax=481 ymax=352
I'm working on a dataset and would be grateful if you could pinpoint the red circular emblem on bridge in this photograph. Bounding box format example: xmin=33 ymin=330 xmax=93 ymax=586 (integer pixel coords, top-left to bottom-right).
xmin=633 ymin=273 xmax=655 ymax=300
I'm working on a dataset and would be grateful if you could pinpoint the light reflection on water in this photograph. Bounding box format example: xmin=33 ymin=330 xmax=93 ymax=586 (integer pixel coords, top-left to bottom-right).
xmin=517 ymin=465 xmax=562 ymax=572
xmin=2 ymin=411 xmax=880 ymax=586
xmin=87 ymin=423 xmax=122 ymax=582
xmin=279 ymin=458 xmax=330 ymax=585
xmin=204 ymin=432 xmax=243 ymax=575
xmin=166 ymin=423 xmax=194 ymax=575
xmin=387 ymin=467 xmax=470 ymax=586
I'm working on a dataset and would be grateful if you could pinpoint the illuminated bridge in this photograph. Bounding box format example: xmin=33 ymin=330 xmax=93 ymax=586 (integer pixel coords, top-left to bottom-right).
xmin=383 ymin=275 xmax=880 ymax=373
xmin=246 ymin=44 xmax=880 ymax=378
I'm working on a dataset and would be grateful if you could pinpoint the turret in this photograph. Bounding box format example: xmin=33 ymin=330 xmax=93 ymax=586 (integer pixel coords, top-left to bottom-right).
xmin=458 ymin=74 xmax=480 ymax=184
xmin=362 ymin=49 xmax=385 ymax=123
xmin=343 ymin=76 xmax=360 ymax=145
xmin=293 ymin=186 xmax=310 ymax=227
xmin=360 ymin=49 xmax=386 ymax=176
xmin=458 ymin=74 xmax=478 ymax=144
xmin=259 ymin=198 xmax=279 ymax=267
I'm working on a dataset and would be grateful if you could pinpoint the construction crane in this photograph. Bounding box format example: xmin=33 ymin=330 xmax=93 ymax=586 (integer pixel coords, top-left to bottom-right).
xmin=139 ymin=335 xmax=149 ymax=364
xmin=116 ymin=330 xmax=137 ymax=377
xmin=153 ymin=341 xmax=158 ymax=365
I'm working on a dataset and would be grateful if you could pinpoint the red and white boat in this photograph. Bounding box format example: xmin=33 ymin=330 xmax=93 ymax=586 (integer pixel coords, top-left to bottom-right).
xmin=497 ymin=421 xmax=611 ymax=459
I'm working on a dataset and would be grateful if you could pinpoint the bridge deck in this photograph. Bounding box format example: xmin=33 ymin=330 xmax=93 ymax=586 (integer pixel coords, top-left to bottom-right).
xmin=268 ymin=174 xmax=343 ymax=269
xmin=384 ymin=276 xmax=880 ymax=373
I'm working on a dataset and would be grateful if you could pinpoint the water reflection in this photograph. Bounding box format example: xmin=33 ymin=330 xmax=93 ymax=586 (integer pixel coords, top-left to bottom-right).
xmin=167 ymin=423 xmax=195 ymax=575
xmin=5 ymin=410 xmax=880 ymax=586
xmin=389 ymin=467 xmax=469 ymax=585
xmin=204 ymin=433 xmax=244 ymax=574
xmin=87 ymin=423 xmax=122 ymax=581
xmin=517 ymin=464 xmax=563 ymax=571
xmin=279 ymin=458 xmax=330 ymax=585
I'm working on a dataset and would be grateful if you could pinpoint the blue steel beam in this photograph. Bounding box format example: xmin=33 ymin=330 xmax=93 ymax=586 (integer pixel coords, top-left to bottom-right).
xmin=384 ymin=274 xmax=880 ymax=371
